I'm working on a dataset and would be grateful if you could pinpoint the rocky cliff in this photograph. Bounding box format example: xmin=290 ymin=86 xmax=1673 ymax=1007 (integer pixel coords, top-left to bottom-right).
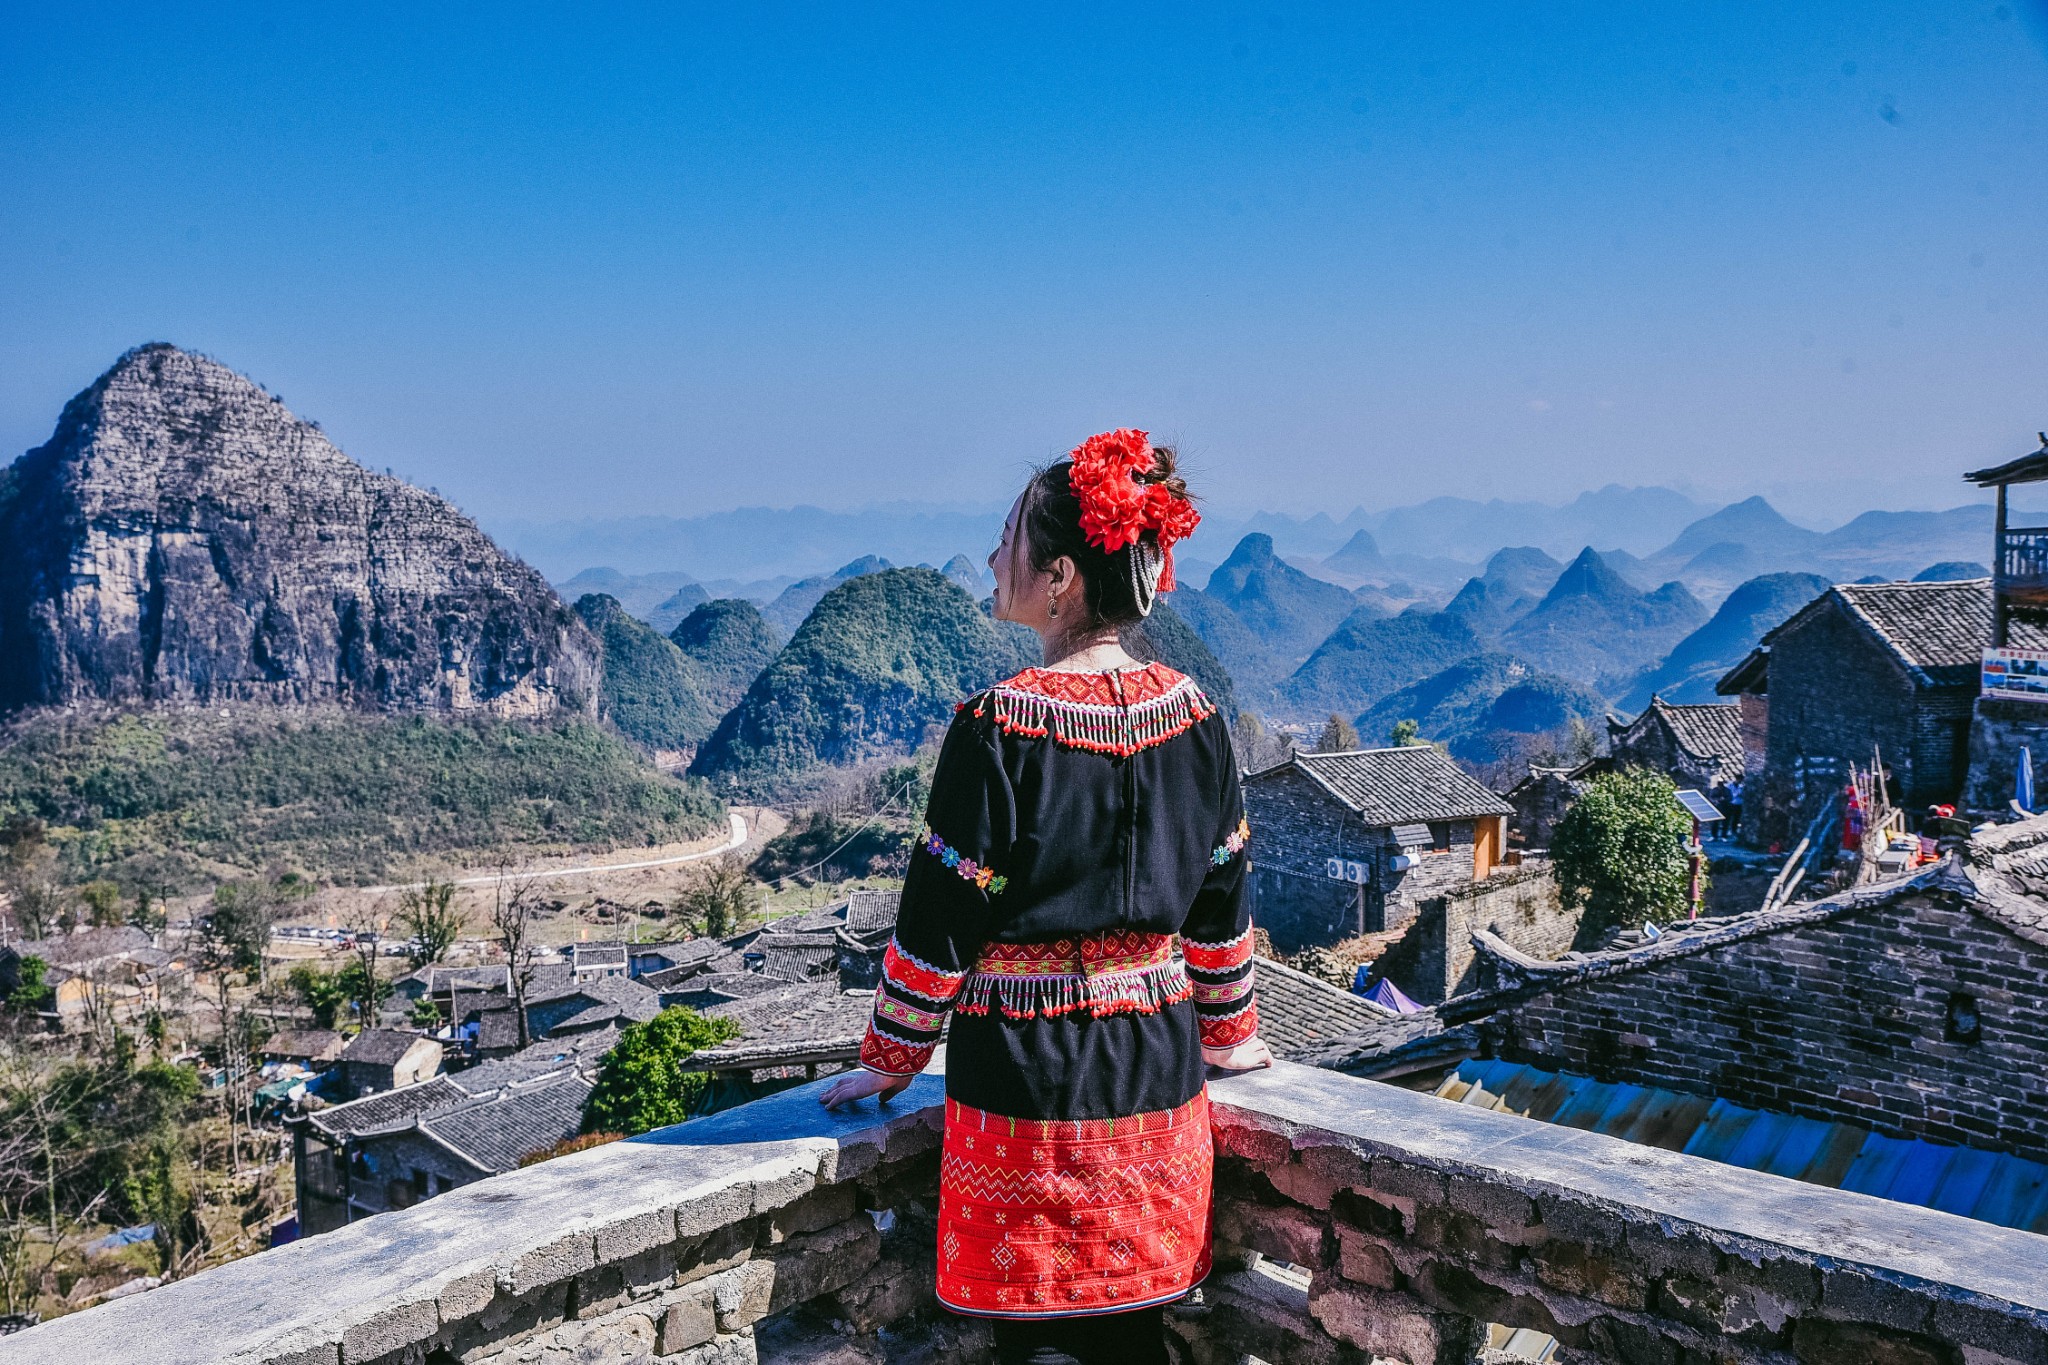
xmin=0 ymin=344 xmax=598 ymax=716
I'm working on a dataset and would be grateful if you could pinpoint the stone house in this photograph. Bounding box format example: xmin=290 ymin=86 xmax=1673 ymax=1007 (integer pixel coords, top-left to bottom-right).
xmin=1500 ymin=764 xmax=1581 ymax=850
xmin=1606 ymin=696 xmax=1744 ymax=794
xmin=292 ymin=1030 xmax=613 ymax=1234
xmin=1242 ymin=746 xmax=1514 ymax=952
xmin=1717 ymin=579 xmax=2048 ymax=844
xmin=0 ymin=926 xmax=171 ymax=1031
xmin=523 ymin=973 xmax=661 ymax=1040
xmin=1471 ymin=815 xmax=2048 ymax=1166
xmin=337 ymin=1028 xmax=444 ymax=1099
xmin=260 ymin=1029 xmax=346 ymax=1070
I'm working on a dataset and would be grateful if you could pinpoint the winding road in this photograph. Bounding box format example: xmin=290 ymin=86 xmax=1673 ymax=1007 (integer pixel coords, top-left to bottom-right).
xmin=359 ymin=811 xmax=751 ymax=895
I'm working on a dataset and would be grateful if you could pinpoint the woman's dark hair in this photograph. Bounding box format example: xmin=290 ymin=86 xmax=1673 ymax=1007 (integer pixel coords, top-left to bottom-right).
xmin=1020 ymin=444 xmax=1191 ymax=629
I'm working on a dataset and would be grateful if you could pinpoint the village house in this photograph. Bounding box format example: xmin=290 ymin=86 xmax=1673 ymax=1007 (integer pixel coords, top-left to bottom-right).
xmin=336 ymin=1028 xmax=443 ymax=1099
xmin=1606 ymin=696 xmax=1745 ymax=796
xmin=1499 ymin=764 xmax=1581 ymax=850
xmin=260 ymin=1028 xmax=346 ymax=1070
xmin=1241 ymin=746 xmax=1514 ymax=951
xmin=1717 ymin=578 xmax=2048 ymax=844
xmin=291 ymin=1030 xmax=613 ymax=1234
xmin=0 ymin=926 xmax=176 ymax=1031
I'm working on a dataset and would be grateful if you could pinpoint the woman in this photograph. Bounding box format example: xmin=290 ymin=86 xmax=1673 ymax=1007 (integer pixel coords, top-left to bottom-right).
xmin=821 ymin=429 xmax=1272 ymax=1365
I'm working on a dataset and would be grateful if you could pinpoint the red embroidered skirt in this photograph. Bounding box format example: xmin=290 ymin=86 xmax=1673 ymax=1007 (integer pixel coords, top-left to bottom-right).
xmin=936 ymin=1092 xmax=1214 ymax=1318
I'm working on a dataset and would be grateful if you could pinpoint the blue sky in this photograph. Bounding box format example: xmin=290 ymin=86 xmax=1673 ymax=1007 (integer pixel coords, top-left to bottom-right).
xmin=3 ymin=3 xmax=2045 ymax=526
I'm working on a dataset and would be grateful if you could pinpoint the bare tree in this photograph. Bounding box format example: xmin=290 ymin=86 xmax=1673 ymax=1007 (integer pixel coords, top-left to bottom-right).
xmin=340 ymin=905 xmax=389 ymax=1032
xmin=396 ymin=879 xmax=465 ymax=968
xmin=488 ymin=867 xmax=544 ymax=1049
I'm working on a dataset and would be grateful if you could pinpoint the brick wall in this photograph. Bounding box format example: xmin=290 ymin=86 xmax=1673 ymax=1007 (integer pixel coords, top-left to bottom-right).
xmin=1757 ymin=601 xmax=1924 ymax=844
xmin=1373 ymin=865 xmax=1580 ymax=1005
xmin=1737 ymin=691 xmax=1768 ymax=779
xmin=1965 ymin=695 xmax=2048 ymax=810
xmin=1482 ymin=887 xmax=2048 ymax=1163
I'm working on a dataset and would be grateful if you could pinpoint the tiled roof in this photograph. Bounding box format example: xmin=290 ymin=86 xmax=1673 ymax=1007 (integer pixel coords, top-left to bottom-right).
xmin=631 ymin=939 xmax=724 ymax=972
xmin=844 ymin=890 xmax=900 ymax=934
xmin=1762 ymin=581 xmax=2048 ymax=690
xmin=691 ymin=984 xmax=873 ymax=1068
xmin=749 ymin=932 xmax=840 ymax=983
xmin=475 ymin=1008 xmax=522 ymax=1053
xmin=1262 ymin=747 xmax=1514 ymax=825
xmin=340 ymin=1029 xmax=431 ymax=1066
xmin=1627 ymin=699 xmax=1744 ymax=786
xmin=572 ymin=944 xmax=628 ymax=971
xmin=418 ymin=1071 xmax=593 ymax=1173
xmin=8 ymin=926 xmax=152 ymax=966
xmin=262 ymin=1029 xmax=343 ymax=1060
xmin=426 ymin=965 xmax=511 ymax=995
xmin=1251 ymin=957 xmax=1398 ymax=1061
xmin=305 ymin=1077 xmax=469 ymax=1139
xmin=449 ymin=990 xmax=508 ymax=1024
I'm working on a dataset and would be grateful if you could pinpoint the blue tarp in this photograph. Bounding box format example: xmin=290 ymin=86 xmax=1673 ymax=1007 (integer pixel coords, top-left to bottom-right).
xmin=85 ymin=1225 xmax=155 ymax=1255
xmin=1354 ymin=972 xmax=1423 ymax=1013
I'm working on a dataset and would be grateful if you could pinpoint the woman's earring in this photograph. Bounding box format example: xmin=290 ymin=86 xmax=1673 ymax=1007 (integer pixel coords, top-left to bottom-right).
xmin=1047 ymin=590 xmax=1059 ymax=619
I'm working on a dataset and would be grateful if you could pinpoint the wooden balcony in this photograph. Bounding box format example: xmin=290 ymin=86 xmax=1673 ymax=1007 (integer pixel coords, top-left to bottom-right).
xmin=1998 ymin=527 xmax=2048 ymax=608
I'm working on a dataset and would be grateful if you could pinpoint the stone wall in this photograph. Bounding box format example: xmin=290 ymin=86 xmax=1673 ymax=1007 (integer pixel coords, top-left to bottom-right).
xmin=7 ymin=1062 xmax=2046 ymax=1365
xmin=1245 ymin=765 xmax=1480 ymax=952
xmin=1371 ymin=865 xmax=1579 ymax=1005
xmin=1479 ymin=872 xmax=2048 ymax=1164
xmin=1965 ymin=695 xmax=2048 ymax=811
xmin=1757 ymin=601 xmax=1951 ymax=844
xmin=1196 ymin=1064 xmax=2048 ymax=1365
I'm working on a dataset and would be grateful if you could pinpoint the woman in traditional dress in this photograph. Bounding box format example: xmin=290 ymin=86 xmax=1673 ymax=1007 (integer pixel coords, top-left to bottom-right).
xmin=822 ymin=429 xmax=1272 ymax=1365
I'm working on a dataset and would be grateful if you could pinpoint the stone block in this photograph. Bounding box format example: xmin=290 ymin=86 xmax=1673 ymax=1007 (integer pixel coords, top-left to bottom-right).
xmin=658 ymin=1283 xmax=717 ymax=1355
xmin=438 ymin=1283 xmax=572 ymax=1362
xmin=829 ymin=1252 xmax=938 ymax=1333
xmin=338 ymin=1298 xmax=439 ymax=1363
xmin=676 ymin=1182 xmax=758 ymax=1240
xmin=1211 ymin=1119 xmax=1293 ymax=1166
xmin=1818 ymin=1268 xmax=1936 ymax=1334
xmin=511 ymin=1231 xmax=597 ymax=1295
xmin=1329 ymin=1186 xmax=1411 ymax=1242
xmin=1213 ymin=1198 xmax=1327 ymax=1269
xmin=1624 ymin=1223 xmax=1721 ymax=1280
xmin=258 ymin=1347 xmax=341 ymax=1365
xmin=1334 ymin=1226 xmax=1399 ymax=1290
xmin=1265 ymin=1159 xmax=1338 ymax=1211
xmin=435 ymin=1268 xmax=500 ymax=1327
xmin=676 ymin=1222 xmax=757 ymax=1287
xmin=1445 ymin=1174 xmax=1538 ymax=1237
xmin=749 ymin=1166 xmax=821 ymax=1219
xmin=1791 ymin=1318 xmax=1956 ymax=1365
xmin=1296 ymin=1140 xmax=1370 ymax=1191
xmin=762 ymin=1183 xmax=858 ymax=1244
xmin=1307 ymin=1280 xmax=1468 ymax=1363
xmin=1932 ymin=1296 xmax=2048 ymax=1365
xmin=596 ymin=1205 xmax=680 ymax=1263
xmin=767 ymin=1215 xmax=883 ymax=1312
xmin=1533 ymin=1194 xmax=1625 ymax=1249
xmin=1529 ymin=1239 xmax=1649 ymax=1312
xmin=1368 ymin=1158 xmax=1448 ymax=1206
xmin=709 ymin=1262 xmax=777 ymax=1332
xmin=669 ymin=1327 xmax=758 ymax=1365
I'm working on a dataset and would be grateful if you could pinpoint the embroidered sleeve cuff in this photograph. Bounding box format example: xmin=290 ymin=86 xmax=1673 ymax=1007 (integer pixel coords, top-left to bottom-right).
xmin=860 ymin=1026 xmax=938 ymax=1076
xmin=1184 ymin=925 xmax=1255 ymax=974
xmin=1199 ymin=1001 xmax=1260 ymax=1050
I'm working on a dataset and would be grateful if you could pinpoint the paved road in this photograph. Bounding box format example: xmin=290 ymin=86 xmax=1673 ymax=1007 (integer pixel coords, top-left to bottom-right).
xmin=358 ymin=811 xmax=750 ymax=895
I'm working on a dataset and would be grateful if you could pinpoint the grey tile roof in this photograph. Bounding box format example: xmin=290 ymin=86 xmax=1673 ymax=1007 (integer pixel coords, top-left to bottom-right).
xmin=474 ymin=1008 xmax=523 ymax=1053
xmin=449 ymin=990 xmax=509 ymax=1024
xmin=9 ymin=927 xmax=152 ymax=966
xmin=1250 ymin=957 xmax=1400 ymax=1061
xmin=1629 ymin=699 xmax=1744 ymax=786
xmin=418 ymin=1071 xmax=594 ymax=1172
xmin=572 ymin=944 xmax=628 ymax=971
xmin=844 ymin=890 xmax=900 ymax=934
xmin=749 ymin=932 xmax=841 ymax=982
xmin=1763 ymin=581 xmax=2048 ymax=690
xmin=692 ymin=984 xmax=873 ymax=1068
xmin=340 ymin=1029 xmax=430 ymax=1066
xmin=262 ymin=1029 xmax=344 ymax=1061
xmin=426 ymin=965 xmax=511 ymax=995
xmin=305 ymin=1076 xmax=470 ymax=1139
xmin=630 ymin=939 xmax=724 ymax=972
xmin=1265 ymin=747 xmax=1515 ymax=825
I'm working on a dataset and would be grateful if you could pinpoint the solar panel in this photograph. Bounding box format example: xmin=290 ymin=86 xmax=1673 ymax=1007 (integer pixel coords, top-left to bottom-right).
xmin=1674 ymin=789 xmax=1725 ymax=823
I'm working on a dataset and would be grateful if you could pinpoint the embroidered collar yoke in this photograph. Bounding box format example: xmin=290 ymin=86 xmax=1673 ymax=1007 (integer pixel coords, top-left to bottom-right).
xmin=856 ymin=663 xmax=1260 ymax=1320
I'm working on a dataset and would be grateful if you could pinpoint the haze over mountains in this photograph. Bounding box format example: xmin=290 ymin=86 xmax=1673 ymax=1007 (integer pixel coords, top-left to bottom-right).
xmin=0 ymin=344 xmax=2017 ymax=846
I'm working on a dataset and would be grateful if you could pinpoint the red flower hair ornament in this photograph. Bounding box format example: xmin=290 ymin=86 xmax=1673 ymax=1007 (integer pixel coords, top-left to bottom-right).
xmin=1067 ymin=428 xmax=1200 ymax=594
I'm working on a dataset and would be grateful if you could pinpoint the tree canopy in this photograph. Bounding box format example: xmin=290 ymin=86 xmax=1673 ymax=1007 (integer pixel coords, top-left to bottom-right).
xmin=1550 ymin=767 xmax=1700 ymax=933
xmin=581 ymin=1007 xmax=741 ymax=1136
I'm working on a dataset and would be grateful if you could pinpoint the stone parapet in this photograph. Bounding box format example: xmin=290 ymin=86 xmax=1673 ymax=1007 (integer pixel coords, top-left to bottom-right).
xmin=5 ymin=1062 xmax=2044 ymax=1365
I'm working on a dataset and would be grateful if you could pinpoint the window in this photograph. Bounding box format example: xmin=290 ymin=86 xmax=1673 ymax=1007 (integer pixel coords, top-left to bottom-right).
xmin=1428 ymin=823 xmax=1451 ymax=853
xmin=1946 ymin=991 xmax=1981 ymax=1045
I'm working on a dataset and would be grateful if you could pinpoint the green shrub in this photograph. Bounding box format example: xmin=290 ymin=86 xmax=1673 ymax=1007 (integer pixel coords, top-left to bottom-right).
xmin=581 ymin=1008 xmax=741 ymax=1135
xmin=1550 ymin=767 xmax=1701 ymax=933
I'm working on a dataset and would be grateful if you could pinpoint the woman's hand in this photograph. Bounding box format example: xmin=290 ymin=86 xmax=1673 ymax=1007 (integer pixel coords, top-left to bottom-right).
xmin=819 ymin=1068 xmax=913 ymax=1109
xmin=1202 ymin=1037 xmax=1275 ymax=1072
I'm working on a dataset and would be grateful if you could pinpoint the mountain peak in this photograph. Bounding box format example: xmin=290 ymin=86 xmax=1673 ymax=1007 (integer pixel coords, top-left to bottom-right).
xmin=1540 ymin=546 xmax=1637 ymax=606
xmin=0 ymin=345 xmax=597 ymax=715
